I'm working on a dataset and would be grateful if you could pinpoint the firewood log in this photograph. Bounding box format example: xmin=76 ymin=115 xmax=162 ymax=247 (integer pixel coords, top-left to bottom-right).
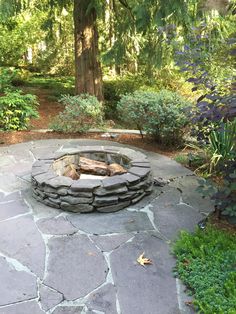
xmin=80 ymin=157 xmax=110 ymax=176
xmin=108 ymin=163 xmax=127 ymax=176
xmin=63 ymin=164 xmax=80 ymax=180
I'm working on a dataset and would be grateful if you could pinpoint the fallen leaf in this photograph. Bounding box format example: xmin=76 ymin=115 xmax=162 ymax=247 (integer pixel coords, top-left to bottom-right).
xmin=137 ymin=252 xmax=152 ymax=266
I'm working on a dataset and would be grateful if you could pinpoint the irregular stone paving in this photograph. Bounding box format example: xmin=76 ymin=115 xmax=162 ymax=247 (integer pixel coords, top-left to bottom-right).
xmin=0 ymin=139 xmax=214 ymax=314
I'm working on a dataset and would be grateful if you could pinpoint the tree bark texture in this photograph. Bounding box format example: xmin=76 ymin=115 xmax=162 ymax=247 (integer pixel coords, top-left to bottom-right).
xmin=73 ymin=0 xmax=103 ymax=100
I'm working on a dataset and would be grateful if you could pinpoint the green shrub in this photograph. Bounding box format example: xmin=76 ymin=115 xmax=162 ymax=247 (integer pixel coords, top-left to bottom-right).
xmin=0 ymin=67 xmax=16 ymax=91
xmin=0 ymin=89 xmax=39 ymax=130
xmin=50 ymin=94 xmax=103 ymax=133
xmin=117 ymin=90 xmax=190 ymax=145
xmin=173 ymin=226 xmax=236 ymax=314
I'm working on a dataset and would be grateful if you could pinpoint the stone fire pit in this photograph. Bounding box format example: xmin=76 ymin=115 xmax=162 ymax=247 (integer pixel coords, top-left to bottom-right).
xmin=31 ymin=146 xmax=153 ymax=213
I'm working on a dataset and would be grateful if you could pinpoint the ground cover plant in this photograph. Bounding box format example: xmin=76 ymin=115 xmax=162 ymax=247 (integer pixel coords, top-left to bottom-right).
xmin=173 ymin=226 xmax=236 ymax=314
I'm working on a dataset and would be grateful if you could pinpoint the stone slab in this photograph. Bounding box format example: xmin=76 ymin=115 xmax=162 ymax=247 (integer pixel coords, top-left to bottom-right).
xmin=97 ymin=201 xmax=131 ymax=213
xmin=91 ymin=234 xmax=132 ymax=252
xmin=0 ymin=256 xmax=37 ymax=306
xmin=0 ymin=173 xmax=28 ymax=193
xmin=128 ymin=167 xmax=150 ymax=178
xmin=0 ymin=215 xmax=45 ymax=278
xmin=102 ymin=176 xmax=127 ymax=189
xmin=119 ymin=173 xmax=140 ymax=184
xmin=68 ymin=210 xmax=154 ymax=235
xmin=0 ymin=301 xmax=44 ymax=314
xmin=169 ymin=175 xmax=214 ymax=214
xmin=47 ymin=176 xmax=72 ymax=188
xmin=60 ymin=202 xmax=94 ymax=213
xmin=94 ymin=195 xmax=118 ymax=206
xmin=44 ymin=235 xmax=108 ymax=300
xmin=86 ymin=283 xmax=118 ymax=314
xmin=0 ymin=191 xmax=21 ymax=202
xmin=22 ymin=189 xmax=61 ymax=219
xmin=60 ymin=195 xmax=93 ymax=205
xmin=37 ymin=216 xmax=77 ymax=235
xmin=110 ymin=233 xmax=179 ymax=314
xmin=71 ymin=179 xmax=101 ymax=191
xmin=39 ymin=284 xmax=63 ymax=311
xmin=146 ymin=151 xmax=192 ymax=180
xmin=0 ymin=199 xmax=29 ymax=221
xmin=151 ymin=190 xmax=204 ymax=240
xmin=52 ymin=306 xmax=84 ymax=314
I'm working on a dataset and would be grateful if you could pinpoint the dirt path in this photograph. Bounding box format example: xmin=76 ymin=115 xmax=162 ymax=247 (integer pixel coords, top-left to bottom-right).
xmin=23 ymin=87 xmax=64 ymax=129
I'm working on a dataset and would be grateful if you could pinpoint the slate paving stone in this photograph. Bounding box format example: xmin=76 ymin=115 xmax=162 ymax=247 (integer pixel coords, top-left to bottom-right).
xmin=0 ymin=191 xmax=21 ymax=202
xmin=30 ymin=146 xmax=60 ymax=159
xmin=90 ymin=234 xmax=132 ymax=252
xmin=0 ymin=256 xmax=37 ymax=306
xmin=22 ymin=189 xmax=61 ymax=219
xmin=169 ymin=175 xmax=214 ymax=214
xmin=0 ymin=173 xmax=28 ymax=193
xmin=39 ymin=284 xmax=63 ymax=311
xmin=0 ymin=155 xmax=16 ymax=168
xmin=0 ymin=215 xmax=45 ymax=278
xmin=37 ymin=216 xmax=77 ymax=235
xmin=0 ymin=199 xmax=29 ymax=222
xmin=52 ymin=306 xmax=84 ymax=314
xmin=86 ymin=283 xmax=118 ymax=314
xmin=110 ymin=233 xmax=179 ymax=314
xmin=1 ymin=161 xmax=32 ymax=176
xmin=71 ymin=179 xmax=101 ymax=191
xmin=44 ymin=235 xmax=108 ymax=300
xmin=151 ymin=191 xmax=204 ymax=240
xmin=96 ymin=201 xmax=131 ymax=213
xmin=128 ymin=186 xmax=163 ymax=210
xmin=68 ymin=210 xmax=154 ymax=235
xmin=0 ymin=301 xmax=45 ymax=314
xmin=146 ymin=151 xmax=192 ymax=179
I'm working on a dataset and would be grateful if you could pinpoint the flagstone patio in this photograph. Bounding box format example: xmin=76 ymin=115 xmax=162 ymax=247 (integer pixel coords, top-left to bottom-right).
xmin=0 ymin=139 xmax=214 ymax=314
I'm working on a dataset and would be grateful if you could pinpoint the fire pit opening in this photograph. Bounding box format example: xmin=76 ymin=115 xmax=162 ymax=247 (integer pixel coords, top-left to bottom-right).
xmin=52 ymin=151 xmax=130 ymax=180
xmin=31 ymin=146 xmax=153 ymax=213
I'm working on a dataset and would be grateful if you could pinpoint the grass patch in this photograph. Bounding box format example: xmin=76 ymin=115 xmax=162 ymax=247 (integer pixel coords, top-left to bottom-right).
xmin=173 ymin=226 xmax=236 ymax=314
xmin=174 ymin=153 xmax=189 ymax=166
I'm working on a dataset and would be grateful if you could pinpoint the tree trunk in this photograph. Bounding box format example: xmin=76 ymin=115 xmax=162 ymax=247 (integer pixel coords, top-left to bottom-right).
xmin=73 ymin=0 xmax=103 ymax=101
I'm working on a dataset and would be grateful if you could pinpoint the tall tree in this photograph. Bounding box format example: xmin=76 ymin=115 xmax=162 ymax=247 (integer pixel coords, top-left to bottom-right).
xmin=73 ymin=0 xmax=103 ymax=100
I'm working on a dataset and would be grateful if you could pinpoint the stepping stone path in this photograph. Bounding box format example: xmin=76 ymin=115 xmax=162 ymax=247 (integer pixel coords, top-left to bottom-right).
xmin=0 ymin=139 xmax=214 ymax=313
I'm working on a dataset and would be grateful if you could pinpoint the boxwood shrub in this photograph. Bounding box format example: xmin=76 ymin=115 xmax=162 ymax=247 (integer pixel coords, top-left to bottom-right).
xmin=117 ymin=90 xmax=190 ymax=145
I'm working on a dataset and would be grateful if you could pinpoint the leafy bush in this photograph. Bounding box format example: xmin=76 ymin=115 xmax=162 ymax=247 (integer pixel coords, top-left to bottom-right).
xmin=0 ymin=89 xmax=39 ymax=130
xmin=173 ymin=226 xmax=236 ymax=314
xmin=103 ymin=73 xmax=193 ymax=119
xmin=50 ymin=94 xmax=103 ymax=133
xmin=117 ymin=90 xmax=190 ymax=145
xmin=175 ymin=25 xmax=236 ymax=218
xmin=0 ymin=67 xmax=30 ymax=92
xmin=0 ymin=67 xmax=17 ymax=91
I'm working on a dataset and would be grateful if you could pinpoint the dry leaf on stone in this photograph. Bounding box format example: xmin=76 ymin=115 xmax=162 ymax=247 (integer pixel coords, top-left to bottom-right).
xmin=137 ymin=252 xmax=152 ymax=266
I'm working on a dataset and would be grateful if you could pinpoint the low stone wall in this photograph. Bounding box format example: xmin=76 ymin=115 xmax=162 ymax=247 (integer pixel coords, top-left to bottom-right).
xmin=31 ymin=146 xmax=153 ymax=213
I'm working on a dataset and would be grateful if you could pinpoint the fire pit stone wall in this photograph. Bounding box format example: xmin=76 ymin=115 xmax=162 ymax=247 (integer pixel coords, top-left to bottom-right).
xmin=31 ymin=146 xmax=153 ymax=213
